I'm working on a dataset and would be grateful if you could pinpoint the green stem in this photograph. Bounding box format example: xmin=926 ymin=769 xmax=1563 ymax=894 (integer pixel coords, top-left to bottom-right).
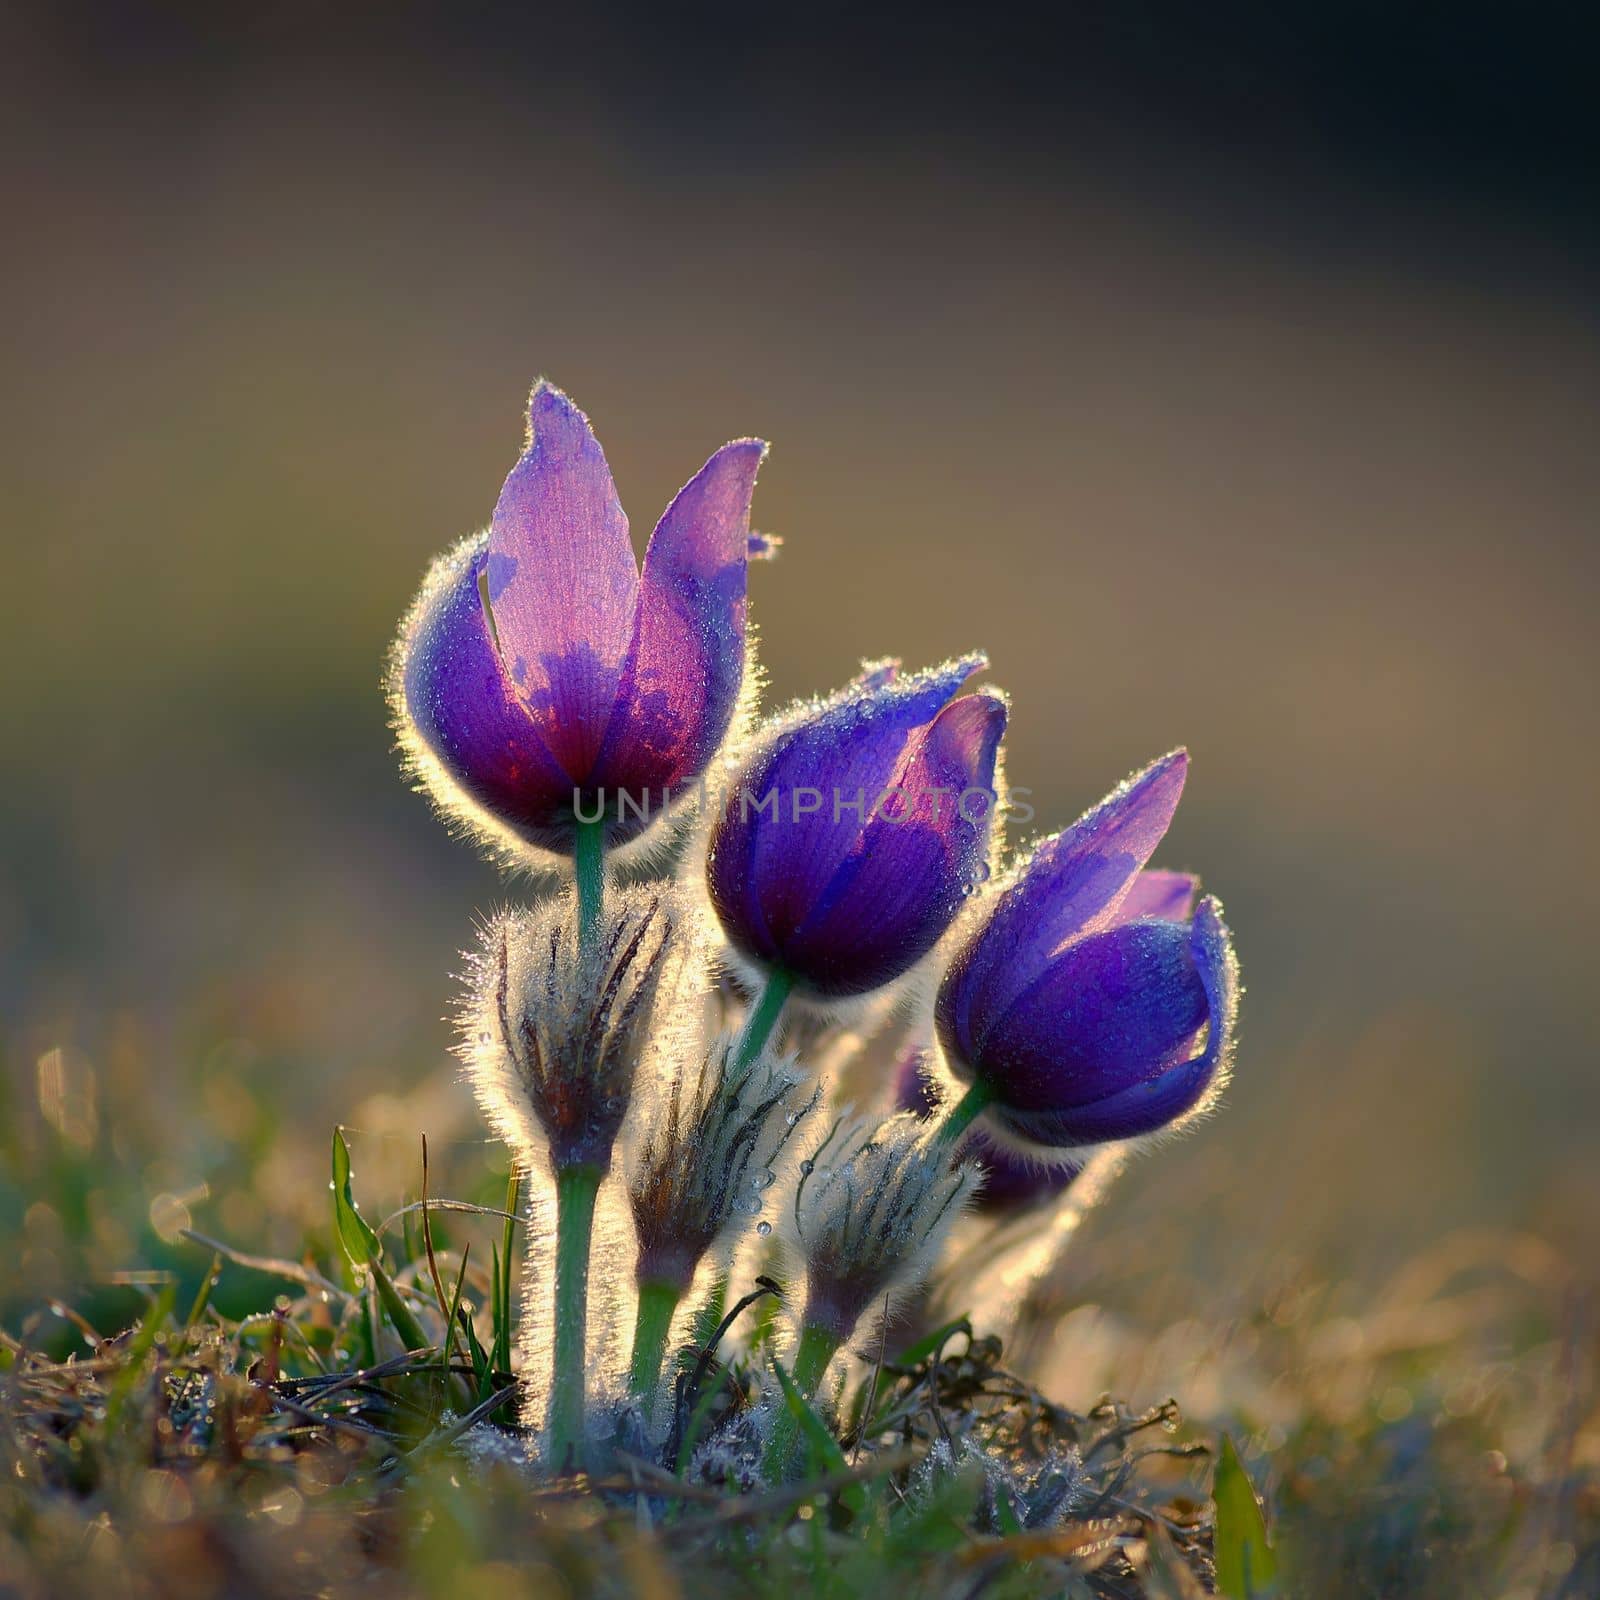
xmin=935 ymin=1080 xmax=996 ymax=1148
xmin=733 ymin=968 xmax=794 ymax=1077
xmin=792 ymin=1321 xmax=843 ymax=1396
xmin=574 ymin=815 xmax=606 ymax=954
xmin=628 ymin=1280 xmax=682 ymax=1400
xmin=765 ymin=1322 xmax=844 ymax=1476
xmin=548 ymin=1164 xmax=602 ymax=1470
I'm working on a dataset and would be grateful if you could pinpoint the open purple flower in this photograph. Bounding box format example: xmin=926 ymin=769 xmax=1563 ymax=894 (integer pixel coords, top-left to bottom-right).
xmin=391 ymin=381 xmax=766 ymax=859
xmin=936 ymin=751 xmax=1239 ymax=1153
xmin=706 ymin=658 xmax=1007 ymax=999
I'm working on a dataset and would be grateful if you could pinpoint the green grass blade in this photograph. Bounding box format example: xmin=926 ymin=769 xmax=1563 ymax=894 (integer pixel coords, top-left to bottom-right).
xmin=102 ymin=1283 xmax=177 ymax=1433
xmin=331 ymin=1126 xmax=380 ymax=1269
xmin=1214 ymin=1433 xmax=1279 ymax=1597
xmin=771 ymin=1356 xmax=867 ymax=1515
xmin=369 ymin=1255 xmax=430 ymax=1354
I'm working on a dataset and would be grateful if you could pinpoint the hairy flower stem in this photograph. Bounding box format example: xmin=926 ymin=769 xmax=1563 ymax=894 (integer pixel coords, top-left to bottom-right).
xmin=935 ymin=1080 xmax=995 ymax=1148
xmin=733 ymin=968 xmax=793 ymax=1077
xmin=627 ymin=1279 xmax=682 ymax=1400
xmin=573 ymin=817 xmax=606 ymax=955
xmin=766 ymin=1322 xmax=845 ymax=1476
xmin=549 ymin=1163 xmax=602 ymax=1469
xmin=792 ymin=1321 xmax=843 ymax=1395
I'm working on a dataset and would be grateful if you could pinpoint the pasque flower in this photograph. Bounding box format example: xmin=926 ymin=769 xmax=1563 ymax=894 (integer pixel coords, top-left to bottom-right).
xmin=706 ymin=657 xmax=1007 ymax=1003
xmin=936 ymin=751 xmax=1240 ymax=1154
xmin=392 ymin=381 xmax=767 ymax=859
xmin=384 ymin=379 xmax=1252 ymax=1490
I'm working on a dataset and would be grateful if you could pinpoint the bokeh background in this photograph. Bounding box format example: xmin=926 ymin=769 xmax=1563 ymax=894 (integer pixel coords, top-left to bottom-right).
xmin=3 ymin=0 xmax=1596 ymax=1461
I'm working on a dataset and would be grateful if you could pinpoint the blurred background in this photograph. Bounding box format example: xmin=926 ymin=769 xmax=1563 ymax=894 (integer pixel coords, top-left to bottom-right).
xmin=2 ymin=0 xmax=1596 ymax=1455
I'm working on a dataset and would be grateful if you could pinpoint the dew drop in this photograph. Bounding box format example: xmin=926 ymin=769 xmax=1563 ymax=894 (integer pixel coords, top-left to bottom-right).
xmin=799 ymin=1159 xmax=815 ymax=1176
xmin=756 ymin=1220 xmax=772 ymax=1236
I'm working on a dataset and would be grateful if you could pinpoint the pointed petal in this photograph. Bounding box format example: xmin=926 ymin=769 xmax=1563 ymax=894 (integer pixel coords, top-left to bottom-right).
xmin=853 ymin=657 xmax=901 ymax=691
xmin=590 ymin=439 xmax=765 ymax=801
xmin=1013 ymin=749 xmax=1189 ymax=944
xmin=784 ymin=691 xmax=1007 ymax=993
xmin=400 ymin=539 xmax=577 ymax=842
xmin=484 ymin=382 xmax=640 ymax=779
xmin=941 ymin=750 xmax=1188 ymax=1059
xmin=1116 ymin=870 xmax=1199 ymax=923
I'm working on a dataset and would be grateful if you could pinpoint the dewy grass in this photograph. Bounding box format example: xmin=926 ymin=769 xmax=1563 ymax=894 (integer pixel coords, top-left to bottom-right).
xmin=0 ymin=1155 xmax=1225 ymax=1598
xmin=3 ymin=1110 xmax=1593 ymax=1598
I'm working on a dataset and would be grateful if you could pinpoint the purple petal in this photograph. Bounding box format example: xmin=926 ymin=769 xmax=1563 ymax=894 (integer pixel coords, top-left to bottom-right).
xmin=485 ymin=382 xmax=640 ymax=781
xmin=894 ymin=1048 xmax=940 ymax=1118
xmin=976 ymin=920 xmax=1208 ymax=1110
xmin=987 ymin=897 xmax=1238 ymax=1148
xmin=1116 ymin=870 xmax=1199 ymax=923
xmin=400 ymin=540 xmax=578 ymax=846
xmin=939 ymin=750 xmax=1187 ymax=1060
xmin=967 ymin=1135 xmax=1082 ymax=1210
xmin=706 ymin=656 xmax=989 ymax=990
xmin=783 ymin=692 xmax=1006 ymax=992
xmin=589 ymin=439 xmax=765 ymax=808
xmin=852 ymin=657 xmax=901 ymax=691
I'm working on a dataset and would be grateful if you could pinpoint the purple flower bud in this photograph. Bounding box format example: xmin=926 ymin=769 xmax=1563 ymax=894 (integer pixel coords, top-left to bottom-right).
xmin=392 ymin=381 xmax=766 ymax=858
xmin=936 ymin=752 xmax=1240 ymax=1154
xmin=705 ymin=659 xmax=1008 ymax=999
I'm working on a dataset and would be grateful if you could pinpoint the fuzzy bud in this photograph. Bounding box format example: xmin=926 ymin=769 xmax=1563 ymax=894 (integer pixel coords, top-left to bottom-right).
xmin=790 ymin=1112 xmax=974 ymax=1343
xmin=460 ymin=885 xmax=676 ymax=1174
xmin=629 ymin=1038 xmax=817 ymax=1292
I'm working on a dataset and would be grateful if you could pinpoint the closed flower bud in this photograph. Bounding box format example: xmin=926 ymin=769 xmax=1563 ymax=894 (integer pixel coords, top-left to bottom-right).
xmin=936 ymin=752 xmax=1240 ymax=1156
xmin=460 ymin=885 xmax=677 ymax=1174
xmin=790 ymin=1112 xmax=974 ymax=1343
xmin=706 ymin=657 xmax=1007 ymax=1000
xmin=629 ymin=1038 xmax=817 ymax=1293
xmin=392 ymin=381 xmax=767 ymax=862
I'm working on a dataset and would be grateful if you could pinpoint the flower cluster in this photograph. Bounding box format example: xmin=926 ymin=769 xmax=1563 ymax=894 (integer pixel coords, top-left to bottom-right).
xmin=391 ymin=381 xmax=1242 ymax=1476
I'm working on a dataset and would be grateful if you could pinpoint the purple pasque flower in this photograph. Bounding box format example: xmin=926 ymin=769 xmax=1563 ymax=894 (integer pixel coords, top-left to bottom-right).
xmin=936 ymin=750 xmax=1239 ymax=1153
xmin=391 ymin=381 xmax=767 ymax=858
xmin=706 ymin=658 xmax=1007 ymax=999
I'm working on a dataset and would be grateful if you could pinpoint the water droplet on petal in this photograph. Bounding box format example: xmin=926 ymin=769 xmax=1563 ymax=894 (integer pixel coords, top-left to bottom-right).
xmin=756 ymin=1220 xmax=772 ymax=1236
